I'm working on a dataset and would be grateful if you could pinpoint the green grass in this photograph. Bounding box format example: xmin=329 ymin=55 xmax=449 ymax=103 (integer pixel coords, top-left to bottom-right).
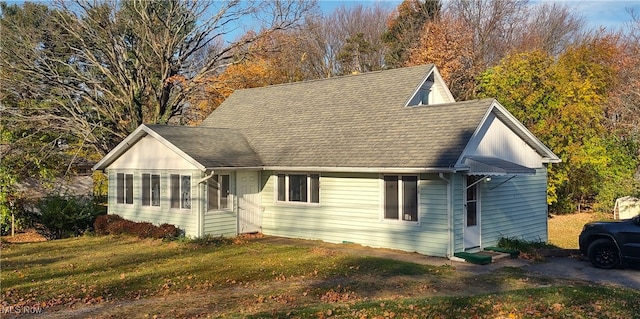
xmin=548 ymin=212 xmax=610 ymax=248
xmin=1 ymin=235 xmax=638 ymax=318
xmin=0 ymin=235 xmax=443 ymax=306
xmin=252 ymin=286 xmax=640 ymax=319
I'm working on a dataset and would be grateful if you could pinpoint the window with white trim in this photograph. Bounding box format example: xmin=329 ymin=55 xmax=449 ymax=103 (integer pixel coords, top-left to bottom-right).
xmin=116 ymin=173 xmax=133 ymax=205
xmin=383 ymin=175 xmax=418 ymax=221
xmin=208 ymin=174 xmax=230 ymax=210
xmin=170 ymin=174 xmax=191 ymax=209
xmin=276 ymin=173 xmax=319 ymax=204
xmin=141 ymin=173 xmax=160 ymax=207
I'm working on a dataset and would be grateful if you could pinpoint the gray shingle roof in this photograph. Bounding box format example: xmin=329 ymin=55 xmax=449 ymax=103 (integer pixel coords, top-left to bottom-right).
xmin=199 ymin=65 xmax=493 ymax=169
xmin=146 ymin=125 xmax=263 ymax=168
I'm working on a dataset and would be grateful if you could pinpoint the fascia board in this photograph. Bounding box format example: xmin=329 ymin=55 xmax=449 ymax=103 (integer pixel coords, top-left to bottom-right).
xmin=454 ymin=100 xmax=494 ymax=167
xmin=431 ymin=67 xmax=456 ymax=102
xmin=93 ymin=124 xmax=207 ymax=171
xmin=92 ymin=124 xmax=149 ymax=171
xmin=490 ymin=101 xmax=561 ymax=163
xmin=404 ymin=64 xmax=435 ymax=107
xmin=455 ymin=100 xmax=561 ymax=166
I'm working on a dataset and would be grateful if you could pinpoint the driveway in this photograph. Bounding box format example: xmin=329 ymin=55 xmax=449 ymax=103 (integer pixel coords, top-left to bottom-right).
xmin=411 ymin=252 xmax=640 ymax=290
xmin=257 ymin=237 xmax=640 ymax=290
xmin=521 ymin=257 xmax=640 ymax=289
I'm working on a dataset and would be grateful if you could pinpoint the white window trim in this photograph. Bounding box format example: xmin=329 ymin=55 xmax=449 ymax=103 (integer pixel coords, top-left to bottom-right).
xmin=141 ymin=173 xmax=161 ymax=208
xmin=170 ymin=173 xmax=192 ymax=211
xmin=380 ymin=174 xmax=420 ymax=225
xmin=275 ymin=172 xmax=320 ymax=206
xmin=207 ymin=174 xmax=232 ymax=212
xmin=116 ymin=172 xmax=134 ymax=206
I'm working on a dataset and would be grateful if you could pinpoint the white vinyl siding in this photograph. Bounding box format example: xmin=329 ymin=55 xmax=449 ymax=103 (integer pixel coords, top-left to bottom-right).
xmin=261 ymin=171 xmax=450 ymax=257
xmin=465 ymin=113 xmax=543 ymax=169
xmin=107 ymin=169 xmax=200 ymax=237
xmin=480 ymin=168 xmax=549 ymax=245
xmin=204 ymin=172 xmax=237 ymax=237
xmin=204 ymin=210 xmax=237 ymax=237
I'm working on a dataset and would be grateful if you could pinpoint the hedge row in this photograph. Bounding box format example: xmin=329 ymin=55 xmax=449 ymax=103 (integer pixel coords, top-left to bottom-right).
xmin=94 ymin=214 xmax=181 ymax=240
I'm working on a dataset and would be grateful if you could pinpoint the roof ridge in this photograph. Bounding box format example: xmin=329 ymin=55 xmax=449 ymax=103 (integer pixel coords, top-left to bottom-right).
xmin=228 ymin=64 xmax=434 ymax=92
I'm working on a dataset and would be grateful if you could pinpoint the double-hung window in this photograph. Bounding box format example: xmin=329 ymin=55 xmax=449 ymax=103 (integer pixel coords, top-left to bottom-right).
xmin=141 ymin=173 xmax=160 ymax=207
xmin=208 ymin=174 xmax=230 ymax=211
xmin=383 ymin=175 xmax=418 ymax=222
xmin=116 ymin=173 xmax=133 ymax=205
xmin=170 ymin=174 xmax=191 ymax=209
xmin=277 ymin=173 xmax=319 ymax=204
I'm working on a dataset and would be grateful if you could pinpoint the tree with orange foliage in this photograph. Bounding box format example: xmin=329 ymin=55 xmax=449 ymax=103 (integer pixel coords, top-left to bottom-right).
xmin=383 ymin=0 xmax=440 ymax=68
xmin=406 ymin=11 xmax=476 ymax=100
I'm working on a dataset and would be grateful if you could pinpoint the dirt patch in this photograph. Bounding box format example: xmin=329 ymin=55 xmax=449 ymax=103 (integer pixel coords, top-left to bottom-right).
xmin=1 ymin=229 xmax=47 ymax=244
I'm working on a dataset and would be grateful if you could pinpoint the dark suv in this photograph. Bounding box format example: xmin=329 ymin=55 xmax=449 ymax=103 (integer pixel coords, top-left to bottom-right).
xmin=579 ymin=215 xmax=640 ymax=268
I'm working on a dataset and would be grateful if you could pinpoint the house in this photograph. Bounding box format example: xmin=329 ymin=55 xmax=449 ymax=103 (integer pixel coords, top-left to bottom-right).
xmin=93 ymin=65 xmax=560 ymax=258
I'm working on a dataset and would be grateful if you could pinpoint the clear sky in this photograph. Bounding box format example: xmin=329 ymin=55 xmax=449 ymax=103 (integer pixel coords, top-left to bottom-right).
xmin=317 ymin=0 xmax=640 ymax=32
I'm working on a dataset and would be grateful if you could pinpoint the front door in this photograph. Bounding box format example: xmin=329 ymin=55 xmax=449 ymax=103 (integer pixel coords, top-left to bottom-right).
xmin=464 ymin=175 xmax=481 ymax=250
xmin=236 ymin=171 xmax=261 ymax=233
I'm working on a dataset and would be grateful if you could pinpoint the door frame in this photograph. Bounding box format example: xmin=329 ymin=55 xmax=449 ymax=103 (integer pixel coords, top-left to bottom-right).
xmin=464 ymin=175 xmax=482 ymax=250
xmin=236 ymin=170 xmax=262 ymax=234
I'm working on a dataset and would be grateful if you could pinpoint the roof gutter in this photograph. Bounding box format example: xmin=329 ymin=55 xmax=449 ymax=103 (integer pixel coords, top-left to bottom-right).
xmin=203 ymin=166 xmax=463 ymax=173
xmin=203 ymin=166 xmax=264 ymax=172
xmin=262 ymin=166 xmax=461 ymax=173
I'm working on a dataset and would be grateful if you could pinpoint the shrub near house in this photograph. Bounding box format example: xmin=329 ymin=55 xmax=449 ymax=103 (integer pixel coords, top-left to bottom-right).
xmin=94 ymin=214 xmax=181 ymax=239
xmin=36 ymin=194 xmax=105 ymax=239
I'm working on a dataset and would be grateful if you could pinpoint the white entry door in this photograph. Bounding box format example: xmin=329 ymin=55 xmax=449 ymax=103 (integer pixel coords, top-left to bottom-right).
xmin=237 ymin=171 xmax=261 ymax=233
xmin=464 ymin=175 xmax=481 ymax=250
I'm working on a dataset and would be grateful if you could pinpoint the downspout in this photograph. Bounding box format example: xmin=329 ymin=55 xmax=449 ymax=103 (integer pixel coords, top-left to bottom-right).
xmin=438 ymin=173 xmax=453 ymax=259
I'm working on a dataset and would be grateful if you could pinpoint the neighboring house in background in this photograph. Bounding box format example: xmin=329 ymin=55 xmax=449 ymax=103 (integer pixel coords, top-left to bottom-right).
xmin=17 ymin=160 xmax=95 ymax=200
xmin=93 ymin=65 xmax=560 ymax=258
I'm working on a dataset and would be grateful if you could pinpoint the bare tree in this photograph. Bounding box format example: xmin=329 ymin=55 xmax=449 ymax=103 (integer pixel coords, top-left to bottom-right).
xmin=447 ymin=0 xmax=528 ymax=68
xmin=517 ymin=2 xmax=585 ymax=56
xmin=299 ymin=3 xmax=392 ymax=77
xmin=1 ymin=0 xmax=316 ymax=156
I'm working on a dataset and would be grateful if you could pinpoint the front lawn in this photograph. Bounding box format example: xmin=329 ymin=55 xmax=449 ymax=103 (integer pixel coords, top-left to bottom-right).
xmin=548 ymin=212 xmax=610 ymax=248
xmin=1 ymin=235 xmax=638 ymax=318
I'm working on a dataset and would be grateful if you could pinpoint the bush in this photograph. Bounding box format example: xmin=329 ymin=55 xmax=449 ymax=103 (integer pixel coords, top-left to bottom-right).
xmin=498 ymin=237 xmax=557 ymax=262
xmin=187 ymin=233 xmax=234 ymax=246
xmin=36 ymin=194 xmax=104 ymax=239
xmin=93 ymin=214 xmax=181 ymax=240
xmin=93 ymin=214 xmax=124 ymax=235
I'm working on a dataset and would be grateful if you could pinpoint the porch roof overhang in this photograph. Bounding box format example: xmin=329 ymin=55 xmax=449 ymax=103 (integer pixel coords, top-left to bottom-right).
xmin=463 ymin=156 xmax=536 ymax=176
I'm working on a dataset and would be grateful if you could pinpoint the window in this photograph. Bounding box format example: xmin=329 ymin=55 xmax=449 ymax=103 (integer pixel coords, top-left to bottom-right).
xmin=141 ymin=174 xmax=160 ymax=207
xmin=116 ymin=173 xmax=133 ymax=205
xmin=466 ymin=176 xmax=479 ymax=227
xmin=208 ymin=174 xmax=230 ymax=211
xmin=170 ymin=174 xmax=191 ymax=209
xmin=384 ymin=175 xmax=418 ymax=222
xmin=276 ymin=173 xmax=319 ymax=204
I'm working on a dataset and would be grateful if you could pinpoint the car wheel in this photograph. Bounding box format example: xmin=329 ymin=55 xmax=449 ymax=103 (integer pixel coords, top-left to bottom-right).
xmin=587 ymin=238 xmax=620 ymax=269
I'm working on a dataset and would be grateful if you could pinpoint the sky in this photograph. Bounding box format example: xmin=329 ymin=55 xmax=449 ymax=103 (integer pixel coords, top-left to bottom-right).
xmin=3 ymin=0 xmax=638 ymax=35
xmin=317 ymin=0 xmax=640 ymax=31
